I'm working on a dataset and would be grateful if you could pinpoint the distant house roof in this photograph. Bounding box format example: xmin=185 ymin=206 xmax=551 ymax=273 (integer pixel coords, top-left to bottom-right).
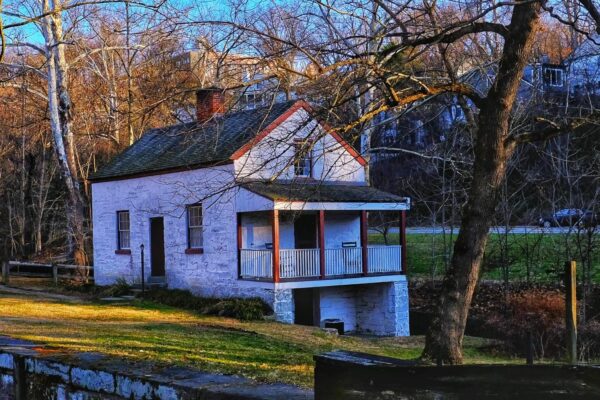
xmin=90 ymin=100 xmax=300 ymax=181
xmin=240 ymin=180 xmax=407 ymax=203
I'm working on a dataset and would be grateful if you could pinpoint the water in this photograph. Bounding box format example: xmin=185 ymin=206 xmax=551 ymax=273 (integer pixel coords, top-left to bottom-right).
xmin=0 ymin=373 xmax=120 ymax=400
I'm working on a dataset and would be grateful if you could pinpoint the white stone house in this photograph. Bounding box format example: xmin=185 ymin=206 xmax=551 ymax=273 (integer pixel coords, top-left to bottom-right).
xmin=90 ymin=89 xmax=411 ymax=335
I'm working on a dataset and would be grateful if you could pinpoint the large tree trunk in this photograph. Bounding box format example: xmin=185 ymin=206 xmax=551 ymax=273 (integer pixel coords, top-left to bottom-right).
xmin=41 ymin=0 xmax=88 ymax=265
xmin=422 ymin=1 xmax=542 ymax=364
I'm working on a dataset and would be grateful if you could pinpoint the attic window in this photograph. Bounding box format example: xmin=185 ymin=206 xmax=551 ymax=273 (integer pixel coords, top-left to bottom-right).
xmin=543 ymin=67 xmax=564 ymax=87
xmin=293 ymin=140 xmax=313 ymax=177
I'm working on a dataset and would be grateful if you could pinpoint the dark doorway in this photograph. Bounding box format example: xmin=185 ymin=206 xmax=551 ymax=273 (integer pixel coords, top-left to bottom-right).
xmin=150 ymin=217 xmax=165 ymax=277
xmin=294 ymin=214 xmax=317 ymax=249
xmin=294 ymin=288 xmax=319 ymax=326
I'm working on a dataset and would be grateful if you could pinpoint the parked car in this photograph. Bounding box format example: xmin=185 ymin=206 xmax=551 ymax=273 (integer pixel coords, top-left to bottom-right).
xmin=538 ymin=209 xmax=599 ymax=228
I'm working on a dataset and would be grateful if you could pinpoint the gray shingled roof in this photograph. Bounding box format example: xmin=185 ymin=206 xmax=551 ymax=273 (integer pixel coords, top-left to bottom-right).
xmin=90 ymin=101 xmax=297 ymax=180
xmin=241 ymin=180 xmax=407 ymax=203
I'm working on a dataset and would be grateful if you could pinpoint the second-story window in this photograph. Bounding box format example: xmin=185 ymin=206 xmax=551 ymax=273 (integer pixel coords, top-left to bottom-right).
xmin=294 ymin=140 xmax=313 ymax=177
xmin=543 ymin=67 xmax=564 ymax=87
xmin=117 ymin=211 xmax=130 ymax=250
xmin=187 ymin=204 xmax=203 ymax=249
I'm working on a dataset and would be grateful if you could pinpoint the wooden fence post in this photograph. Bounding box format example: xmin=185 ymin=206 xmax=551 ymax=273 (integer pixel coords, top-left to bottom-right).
xmin=52 ymin=264 xmax=58 ymax=286
xmin=565 ymin=260 xmax=577 ymax=365
xmin=2 ymin=261 xmax=8 ymax=285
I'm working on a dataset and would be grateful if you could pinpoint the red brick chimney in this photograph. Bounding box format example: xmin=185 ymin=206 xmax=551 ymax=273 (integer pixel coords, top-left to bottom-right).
xmin=196 ymin=87 xmax=225 ymax=123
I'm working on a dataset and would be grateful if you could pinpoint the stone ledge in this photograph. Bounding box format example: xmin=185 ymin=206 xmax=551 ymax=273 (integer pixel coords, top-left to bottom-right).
xmin=0 ymin=336 xmax=312 ymax=400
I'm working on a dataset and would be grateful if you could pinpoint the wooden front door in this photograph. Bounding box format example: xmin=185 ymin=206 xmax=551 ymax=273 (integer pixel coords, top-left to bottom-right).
xmin=150 ymin=217 xmax=165 ymax=277
xmin=294 ymin=214 xmax=317 ymax=249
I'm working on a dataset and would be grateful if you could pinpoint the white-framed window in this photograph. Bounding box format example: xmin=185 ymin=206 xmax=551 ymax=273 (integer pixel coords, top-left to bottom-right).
xmin=117 ymin=211 xmax=130 ymax=250
xmin=293 ymin=140 xmax=313 ymax=177
xmin=187 ymin=204 xmax=203 ymax=249
xmin=543 ymin=67 xmax=564 ymax=87
xmin=244 ymin=92 xmax=264 ymax=109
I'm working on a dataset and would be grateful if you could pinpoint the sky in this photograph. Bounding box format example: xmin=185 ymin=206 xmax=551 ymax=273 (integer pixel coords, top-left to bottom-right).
xmin=5 ymin=0 xmax=281 ymax=46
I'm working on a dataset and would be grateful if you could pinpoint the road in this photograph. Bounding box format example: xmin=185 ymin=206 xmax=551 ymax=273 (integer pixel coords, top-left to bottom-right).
xmin=370 ymin=226 xmax=596 ymax=235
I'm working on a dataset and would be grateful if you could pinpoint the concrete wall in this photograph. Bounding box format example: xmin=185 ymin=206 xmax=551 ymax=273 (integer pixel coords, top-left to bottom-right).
xmin=315 ymin=351 xmax=600 ymax=400
xmin=319 ymin=286 xmax=358 ymax=331
xmin=234 ymin=108 xmax=365 ymax=183
xmin=313 ymin=279 xmax=409 ymax=336
xmin=240 ymin=212 xmax=295 ymax=250
xmin=356 ymin=281 xmax=410 ymax=336
xmin=324 ymin=213 xmax=360 ymax=248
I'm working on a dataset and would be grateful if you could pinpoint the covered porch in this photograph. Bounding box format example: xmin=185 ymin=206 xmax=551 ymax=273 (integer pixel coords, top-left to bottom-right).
xmin=236 ymin=181 xmax=410 ymax=283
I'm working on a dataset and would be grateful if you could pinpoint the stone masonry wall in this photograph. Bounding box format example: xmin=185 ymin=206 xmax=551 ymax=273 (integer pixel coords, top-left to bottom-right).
xmin=319 ymin=286 xmax=358 ymax=331
xmin=92 ymin=164 xmax=274 ymax=303
xmin=355 ymin=280 xmax=410 ymax=336
xmin=273 ymin=289 xmax=294 ymax=324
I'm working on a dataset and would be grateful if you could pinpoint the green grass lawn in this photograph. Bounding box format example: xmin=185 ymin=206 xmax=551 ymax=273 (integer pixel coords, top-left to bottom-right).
xmin=370 ymin=232 xmax=600 ymax=282
xmin=0 ymin=289 xmax=511 ymax=387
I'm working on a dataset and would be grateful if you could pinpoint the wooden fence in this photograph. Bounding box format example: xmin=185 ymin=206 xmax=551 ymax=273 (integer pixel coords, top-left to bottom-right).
xmin=1 ymin=261 xmax=94 ymax=285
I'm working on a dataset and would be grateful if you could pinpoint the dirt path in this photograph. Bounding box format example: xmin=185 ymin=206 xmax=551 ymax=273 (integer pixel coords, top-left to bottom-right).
xmin=0 ymin=284 xmax=85 ymax=303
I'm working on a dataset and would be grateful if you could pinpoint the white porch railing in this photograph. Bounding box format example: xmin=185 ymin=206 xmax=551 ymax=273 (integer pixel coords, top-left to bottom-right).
xmin=240 ymin=249 xmax=273 ymax=279
xmin=368 ymin=245 xmax=402 ymax=273
xmin=240 ymin=246 xmax=402 ymax=280
xmin=325 ymin=247 xmax=362 ymax=276
xmin=280 ymin=248 xmax=320 ymax=279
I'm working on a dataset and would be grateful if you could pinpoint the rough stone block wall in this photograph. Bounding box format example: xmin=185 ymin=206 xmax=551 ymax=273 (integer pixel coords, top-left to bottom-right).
xmin=318 ymin=286 xmax=358 ymax=332
xmin=273 ymin=289 xmax=294 ymax=324
xmin=355 ymin=280 xmax=410 ymax=336
xmin=92 ymin=165 xmax=261 ymax=303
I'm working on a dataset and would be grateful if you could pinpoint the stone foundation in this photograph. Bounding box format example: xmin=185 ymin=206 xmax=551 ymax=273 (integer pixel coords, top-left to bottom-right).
xmin=270 ymin=279 xmax=410 ymax=336
xmin=273 ymin=289 xmax=294 ymax=324
xmin=356 ymin=280 xmax=410 ymax=336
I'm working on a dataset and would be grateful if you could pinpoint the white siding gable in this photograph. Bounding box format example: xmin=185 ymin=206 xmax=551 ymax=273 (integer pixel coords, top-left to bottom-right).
xmin=234 ymin=108 xmax=365 ymax=182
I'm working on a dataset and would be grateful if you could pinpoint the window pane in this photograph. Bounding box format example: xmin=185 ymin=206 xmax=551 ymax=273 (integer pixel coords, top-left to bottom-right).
xmin=187 ymin=205 xmax=203 ymax=248
xmin=294 ymin=143 xmax=312 ymax=176
xmin=119 ymin=212 xmax=129 ymax=230
xmin=117 ymin=211 xmax=130 ymax=249
xmin=189 ymin=227 xmax=203 ymax=248
xmin=188 ymin=206 xmax=202 ymax=227
xmin=120 ymin=231 xmax=130 ymax=249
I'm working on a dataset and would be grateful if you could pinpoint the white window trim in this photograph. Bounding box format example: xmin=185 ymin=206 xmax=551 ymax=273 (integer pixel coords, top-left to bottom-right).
xmin=187 ymin=204 xmax=204 ymax=249
xmin=117 ymin=210 xmax=131 ymax=250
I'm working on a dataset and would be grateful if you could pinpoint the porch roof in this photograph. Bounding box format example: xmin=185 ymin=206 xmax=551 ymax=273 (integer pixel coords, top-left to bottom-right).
xmin=240 ymin=180 xmax=409 ymax=210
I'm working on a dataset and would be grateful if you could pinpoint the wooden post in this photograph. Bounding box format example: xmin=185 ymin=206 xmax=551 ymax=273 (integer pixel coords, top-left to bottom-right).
xmin=2 ymin=261 xmax=9 ymax=285
xmin=272 ymin=210 xmax=280 ymax=283
xmin=525 ymin=329 xmax=534 ymax=365
xmin=52 ymin=264 xmax=58 ymax=286
xmin=13 ymin=354 xmax=26 ymax=400
xmin=237 ymin=213 xmax=243 ymax=279
xmin=399 ymin=210 xmax=407 ymax=274
xmin=360 ymin=211 xmax=369 ymax=276
xmin=318 ymin=210 xmax=326 ymax=279
xmin=565 ymin=260 xmax=577 ymax=365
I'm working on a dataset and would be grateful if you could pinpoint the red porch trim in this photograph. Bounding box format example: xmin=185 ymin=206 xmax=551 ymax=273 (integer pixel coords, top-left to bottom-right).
xmin=272 ymin=210 xmax=281 ymax=283
xmin=399 ymin=210 xmax=407 ymax=274
xmin=318 ymin=210 xmax=326 ymax=279
xmin=237 ymin=213 xmax=243 ymax=278
xmin=360 ymin=211 xmax=369 ymax=276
